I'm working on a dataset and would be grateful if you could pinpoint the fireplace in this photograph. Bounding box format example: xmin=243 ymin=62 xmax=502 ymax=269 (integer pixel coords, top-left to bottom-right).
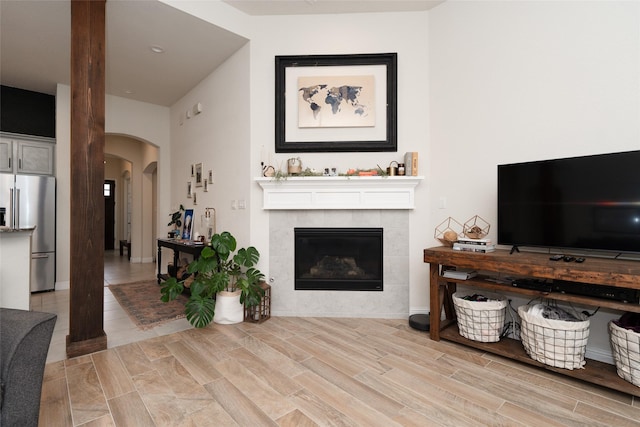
xmin=295 ymin=227 xmax=383 ymax=291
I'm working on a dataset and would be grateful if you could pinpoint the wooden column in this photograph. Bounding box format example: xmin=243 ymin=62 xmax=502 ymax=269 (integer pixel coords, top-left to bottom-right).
xmin=66 ymin=0 xmax=107 ymax=358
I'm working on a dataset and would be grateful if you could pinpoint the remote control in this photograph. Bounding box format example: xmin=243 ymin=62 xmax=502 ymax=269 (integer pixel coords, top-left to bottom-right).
xmin=575 ymin=257 xmax=585 ymax=263
xmin=549 ymin=254 xmax=564 ymax=261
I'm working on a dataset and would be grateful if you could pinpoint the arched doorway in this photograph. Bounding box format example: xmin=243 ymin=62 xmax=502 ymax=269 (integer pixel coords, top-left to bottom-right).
xmin=104 ymin=135 xmax=158 ymax=267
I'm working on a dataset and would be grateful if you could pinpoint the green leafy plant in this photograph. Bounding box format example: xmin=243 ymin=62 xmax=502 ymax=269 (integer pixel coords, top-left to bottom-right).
xmin=160 ymin=231 xmax=265 ymax=328
xmin=167 ymin=204 xmax=185 ymax=237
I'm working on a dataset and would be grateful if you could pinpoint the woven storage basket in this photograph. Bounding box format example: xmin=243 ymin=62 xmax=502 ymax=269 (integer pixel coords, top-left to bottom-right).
xmin=609 ymin=321 xmax=640 ymax=387
xmin=518 ymin=305 xmax=589 ymax=370
xmin=452 ymin=292 xmax=507 ymax=342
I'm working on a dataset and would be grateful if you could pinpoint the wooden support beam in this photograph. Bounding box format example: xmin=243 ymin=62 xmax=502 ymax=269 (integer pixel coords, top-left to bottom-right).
xmin=67 ymin=0 xmax=107 ymax=358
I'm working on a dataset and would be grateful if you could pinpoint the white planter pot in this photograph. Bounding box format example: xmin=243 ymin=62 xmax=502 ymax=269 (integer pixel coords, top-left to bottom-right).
xmin=213 ymin=290 xmax=244 ymax=324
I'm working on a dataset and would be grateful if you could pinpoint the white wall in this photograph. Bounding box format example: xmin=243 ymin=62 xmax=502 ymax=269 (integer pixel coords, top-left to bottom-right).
xmin=162 ymin=1 xmax=639 ymax=360
xmin=163 ymin=5 xmax=433 ymax=311
xmin=169 ymin=44 xmax=251 ymax=246
xmin=428 ymin=1 xmax=640 ymax=361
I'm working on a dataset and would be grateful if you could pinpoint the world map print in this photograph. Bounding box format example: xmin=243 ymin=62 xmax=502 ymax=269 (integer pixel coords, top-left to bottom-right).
xmin=298 ymin=75 xmax=375 ymax=128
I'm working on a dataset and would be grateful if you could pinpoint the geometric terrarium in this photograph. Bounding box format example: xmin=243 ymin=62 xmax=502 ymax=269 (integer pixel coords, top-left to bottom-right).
xmin=463 ymin=215 xmax=490 ymax=239
xmin=434 ymin=217 xmax=463 ymax=247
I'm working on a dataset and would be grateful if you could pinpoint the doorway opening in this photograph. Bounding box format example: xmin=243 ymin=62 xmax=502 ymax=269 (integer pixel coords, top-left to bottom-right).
xmin=104 ymin=179 xmax=115 ymax=250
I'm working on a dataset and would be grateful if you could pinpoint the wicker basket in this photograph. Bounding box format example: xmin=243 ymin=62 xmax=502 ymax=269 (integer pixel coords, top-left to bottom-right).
xmin=518 ymin=305 xmax=589 ymax=370
xmin=609 ymin=321 xmax=640 ymax=387
xmin=452 ymin=292 xmax=507 ymax=342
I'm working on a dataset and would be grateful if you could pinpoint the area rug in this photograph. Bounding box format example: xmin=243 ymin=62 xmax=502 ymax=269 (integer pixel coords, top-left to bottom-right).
xmin=108 ymin=280 xmax=188 ymax=330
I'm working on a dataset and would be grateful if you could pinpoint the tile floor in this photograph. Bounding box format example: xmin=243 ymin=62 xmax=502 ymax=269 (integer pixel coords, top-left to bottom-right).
xmin=30 ymin=250 xmax=192 ymax=364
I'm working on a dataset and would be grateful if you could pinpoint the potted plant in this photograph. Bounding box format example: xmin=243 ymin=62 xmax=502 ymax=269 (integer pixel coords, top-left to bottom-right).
xmin=160 ymin=231 xmax=265 ymax=328
xmin=167 ymin=204 xmax=185 ymax=238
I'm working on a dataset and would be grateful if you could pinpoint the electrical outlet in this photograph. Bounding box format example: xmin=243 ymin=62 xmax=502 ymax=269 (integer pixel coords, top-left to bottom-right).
xmin=231 ymin=200 xmax=237 ymax=210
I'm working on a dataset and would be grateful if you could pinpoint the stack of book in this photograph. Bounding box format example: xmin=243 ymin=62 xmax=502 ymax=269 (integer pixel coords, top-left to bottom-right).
xmin=404 ymin=152 xmax=418 ymax=176
xmin=453 ymin=237 xmax=495 ymax=253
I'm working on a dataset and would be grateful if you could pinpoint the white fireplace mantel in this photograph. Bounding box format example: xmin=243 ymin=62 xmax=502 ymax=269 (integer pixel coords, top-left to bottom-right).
xmin=255 ymin=176 xmax=423 ymax=210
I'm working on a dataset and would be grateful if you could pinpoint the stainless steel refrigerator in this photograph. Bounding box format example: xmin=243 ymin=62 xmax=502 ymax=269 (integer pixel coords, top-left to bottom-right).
xmin=0 ymin=173 xmax=56 ymax=292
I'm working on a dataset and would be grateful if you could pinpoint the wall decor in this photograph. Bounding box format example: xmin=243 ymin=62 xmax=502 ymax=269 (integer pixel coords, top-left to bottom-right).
xmin=195 ymin=163 xmax=203 ymax=187
xmin=187 ymin=181 xmax=192 ymax=198
xmin=208 ymin=170 xmax=213 ymax=184
xmin=191 ymin=164 xmax=195 ymax=177
xmin=275 ymin=53 xmax=397 ymax=153
xmin=204 ymin=178 xmax=208 ymax=192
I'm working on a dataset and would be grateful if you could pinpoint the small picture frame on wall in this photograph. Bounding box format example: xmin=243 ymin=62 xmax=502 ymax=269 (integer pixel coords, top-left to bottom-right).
xmin=204 ymin=179 xmax=208 ymax=192
xmin=191 ymin=164 xmax=195 ymax=177
xmin=193 ymin=192 xmax=197 ymax=205
xmin=195 ymin=163 xmax=203 ymax=187
xmin=187 ymin=181 xmax=192 ymax=198
xmin=208 ymin=170 xmax=213 ymax=184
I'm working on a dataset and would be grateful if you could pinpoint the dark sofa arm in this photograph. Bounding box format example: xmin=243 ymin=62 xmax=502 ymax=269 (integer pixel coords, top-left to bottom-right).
xmin=0 ymin=308 xmax=57 ymax=427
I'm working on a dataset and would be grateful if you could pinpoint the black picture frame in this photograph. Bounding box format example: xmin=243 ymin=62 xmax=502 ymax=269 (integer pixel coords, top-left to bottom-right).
xmin=275 ymin=53 xmax=397 ymax=153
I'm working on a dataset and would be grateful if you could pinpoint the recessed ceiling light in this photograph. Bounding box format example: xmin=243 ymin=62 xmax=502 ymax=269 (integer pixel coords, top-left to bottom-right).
xmin=150 ymin=45 xmax=165 ymax=54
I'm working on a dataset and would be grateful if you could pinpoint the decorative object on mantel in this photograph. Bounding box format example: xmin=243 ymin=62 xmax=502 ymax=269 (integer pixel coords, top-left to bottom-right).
xmin=387 ymin=161 xmax=399 ymax=176
xmin=264 ymin=164 xmax=424 ymax=180
xmin=434 ymin=217 xmax=463 ymax=246
xmin=261 ymin=162 xmax=275 ymax=177
xmin=404 ymin=152 xmax=419 ymax=176
xmin=463 ymin=215 xmax=490 ymax=239
xmin=287 ymin=157 xmax=302 ymax=175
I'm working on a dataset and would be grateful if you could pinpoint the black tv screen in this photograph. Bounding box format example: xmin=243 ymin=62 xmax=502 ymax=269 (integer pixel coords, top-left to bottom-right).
xmin=497 ymin=150 xmax=640 ymax=254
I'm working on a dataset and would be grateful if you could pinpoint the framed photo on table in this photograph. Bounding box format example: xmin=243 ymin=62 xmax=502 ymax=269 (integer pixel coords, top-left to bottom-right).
xmin=275 ymin=52 xmax=397 ymax=153
xmin=182 ymin=209 xmax=194 ymax=240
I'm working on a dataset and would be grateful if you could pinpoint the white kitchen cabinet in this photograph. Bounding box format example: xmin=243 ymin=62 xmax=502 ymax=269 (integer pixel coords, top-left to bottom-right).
xmin=0 ymin=133 xmax=55 ymax=175
xmin=0 ymin=138 xmax=12 ymax=173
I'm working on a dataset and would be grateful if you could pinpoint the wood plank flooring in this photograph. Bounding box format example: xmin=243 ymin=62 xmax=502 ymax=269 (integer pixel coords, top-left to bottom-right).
xmin=35 ymin=252 xmax=640 ymax=426
xmin=40 ymin=316 xmax=640 ymax=426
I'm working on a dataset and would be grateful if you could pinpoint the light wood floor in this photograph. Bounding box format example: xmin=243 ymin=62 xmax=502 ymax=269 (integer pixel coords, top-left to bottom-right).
xmin=36 ymin=253 xmax=640 ymax=426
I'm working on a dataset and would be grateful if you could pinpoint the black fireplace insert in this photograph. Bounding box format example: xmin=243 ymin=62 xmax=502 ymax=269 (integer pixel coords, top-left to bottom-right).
xmin=294 ymin=227 xmax=383 ymax=291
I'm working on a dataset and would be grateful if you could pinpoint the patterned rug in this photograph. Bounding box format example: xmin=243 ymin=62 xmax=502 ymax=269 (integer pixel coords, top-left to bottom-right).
xmin=108 ymin=280 xmax=188 ymax=330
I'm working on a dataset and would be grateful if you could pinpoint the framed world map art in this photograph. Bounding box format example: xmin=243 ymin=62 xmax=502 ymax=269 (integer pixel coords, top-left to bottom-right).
xmin=275 ymin=53 xmax=397 ymax=153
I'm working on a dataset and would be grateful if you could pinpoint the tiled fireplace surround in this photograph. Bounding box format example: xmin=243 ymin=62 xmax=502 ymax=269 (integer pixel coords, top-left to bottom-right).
xmin=269 ymin=209 xmax=410 ymax=318
xmin=259 ymin=176 xmax=421 ymax=318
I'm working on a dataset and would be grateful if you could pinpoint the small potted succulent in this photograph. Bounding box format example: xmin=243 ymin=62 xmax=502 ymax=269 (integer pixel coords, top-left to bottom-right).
xmin=160 ymin=231 xmax=265 ymax=328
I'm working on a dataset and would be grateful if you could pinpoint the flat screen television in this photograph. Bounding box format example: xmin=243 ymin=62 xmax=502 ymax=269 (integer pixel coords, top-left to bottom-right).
xmin=497 ymin=150 xmax=640 ymax=254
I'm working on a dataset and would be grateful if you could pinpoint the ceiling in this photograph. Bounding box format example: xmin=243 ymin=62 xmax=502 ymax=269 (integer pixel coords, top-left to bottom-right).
xmin=0 ymin=0 xmax=443 ymax=107
xmin=222 ymin=0 xmax=444 ymax=16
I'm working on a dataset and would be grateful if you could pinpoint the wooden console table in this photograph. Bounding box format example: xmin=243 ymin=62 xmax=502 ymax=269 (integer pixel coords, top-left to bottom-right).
xmin=423 ymin=246 xmax=640 ymax=397
xmin=157 ymin=239 xmax=206 ymax=284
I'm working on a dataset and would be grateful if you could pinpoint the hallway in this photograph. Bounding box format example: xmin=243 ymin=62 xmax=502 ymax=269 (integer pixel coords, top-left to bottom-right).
xmin=30 ymin=251 xmax=191 ymax=363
